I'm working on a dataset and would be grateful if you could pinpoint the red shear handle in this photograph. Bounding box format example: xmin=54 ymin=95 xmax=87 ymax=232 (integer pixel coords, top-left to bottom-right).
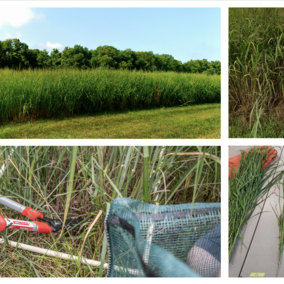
xmin=0 ymin=215 xmax=6 ymax=232
xmin=0 ymin=216 xmax=53 ymax=234
xmin=22 ymin=206 xmax=44 ymax=221
xmin=33 ymin=222 xmax=53 ymax=234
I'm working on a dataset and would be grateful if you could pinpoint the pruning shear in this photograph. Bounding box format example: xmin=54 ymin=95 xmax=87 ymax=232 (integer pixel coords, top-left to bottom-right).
xmin=0 ymin=195 xmax=85 ymax=234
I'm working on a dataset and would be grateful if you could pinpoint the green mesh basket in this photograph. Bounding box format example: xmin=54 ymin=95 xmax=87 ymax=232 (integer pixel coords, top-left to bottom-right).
xmin=105 ymin=198 xmax=221 ymax=277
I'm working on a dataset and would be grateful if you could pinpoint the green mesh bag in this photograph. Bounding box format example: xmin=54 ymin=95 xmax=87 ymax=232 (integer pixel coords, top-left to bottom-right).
xmin=105 ymin=198 xmax=221 ymax=277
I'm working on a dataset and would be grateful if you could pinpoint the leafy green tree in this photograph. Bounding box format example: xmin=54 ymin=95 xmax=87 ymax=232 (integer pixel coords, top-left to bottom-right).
xmin=155 ymin=54 xmax=171 ymax=71
xmin=118 ymin=49 xmax=135 ymax=70
xmin=37 ymin=50 xmax=50 ymax=68
xmin=50 ymin=49 xmax=62 ymax=67
xmin=26 ymin=49 xmax=41 ymax=69
xmin=12 ymin=39 xmax=29 ymax=69
xmin=200 ymin=59 xmax=209 ymax=73
xmin=210 ymin=60 xmax=221 ymax=75
xmin=119 ymin=61 xmax=128 ymax=70
xmin=0 ymin=38 xmax=221 ymax=75
xmin=91 ymin=45 xmax=119 ymax=69
xmin=98 ymin=55 xmax=116 ymax=69
xmin=135 ymin=51 xmax=156 ymax=71
xmin=168 ymin=59 xmax=183 ymax=72
xmin=0 ymin=40 xmax=7 ymax=68
xmin=61 ymin=45 xmax=91 ymax=69
xmin=183 ymin=60 xmax=202 ymax=73
xmin=0 ymin=39 xmax=29 ymax=69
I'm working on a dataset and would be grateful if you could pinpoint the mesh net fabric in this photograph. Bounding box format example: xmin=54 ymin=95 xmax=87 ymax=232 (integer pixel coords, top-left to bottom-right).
xmin=105 ymin=198 xmax=221 ymax=277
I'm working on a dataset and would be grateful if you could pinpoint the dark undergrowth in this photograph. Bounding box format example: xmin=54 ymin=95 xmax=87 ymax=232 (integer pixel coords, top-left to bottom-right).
xmin=229 ymin=112 xmax=284 ymax=138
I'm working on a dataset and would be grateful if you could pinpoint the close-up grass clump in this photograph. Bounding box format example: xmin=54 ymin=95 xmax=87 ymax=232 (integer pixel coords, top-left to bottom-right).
xmin=229 ymin=147 xmax=284 ymax=261
xmin=0 ymin=69 xmax=220 ymax=123
xmin=0 ymin=146 xmax=221 ymax=277
xmin=229 ymin=8 xmax=284 ymax=138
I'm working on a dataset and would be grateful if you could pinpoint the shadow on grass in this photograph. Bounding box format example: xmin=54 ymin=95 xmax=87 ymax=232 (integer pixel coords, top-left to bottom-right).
xmin=0 ymin=104 xmax=221 ymax=139
xmin=0 ymin=103 xmax=219 ymax=126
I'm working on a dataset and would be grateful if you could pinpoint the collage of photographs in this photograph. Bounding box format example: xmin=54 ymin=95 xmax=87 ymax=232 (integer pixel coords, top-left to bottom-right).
xmin=0 ymin=0 xmax=283 ymax=280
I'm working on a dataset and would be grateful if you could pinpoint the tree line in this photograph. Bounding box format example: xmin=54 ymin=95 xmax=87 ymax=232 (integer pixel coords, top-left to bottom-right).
xmin=0 ymin=39 xmax=221 ymax=74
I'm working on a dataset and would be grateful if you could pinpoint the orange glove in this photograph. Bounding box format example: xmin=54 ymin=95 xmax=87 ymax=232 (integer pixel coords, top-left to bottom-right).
xmin=229 ymin=146 xmax=277 ymax=179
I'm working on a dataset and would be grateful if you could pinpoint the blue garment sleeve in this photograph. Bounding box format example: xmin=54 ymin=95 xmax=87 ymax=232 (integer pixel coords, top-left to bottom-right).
xmin=195 ymin=224 xmax=221 ymax=262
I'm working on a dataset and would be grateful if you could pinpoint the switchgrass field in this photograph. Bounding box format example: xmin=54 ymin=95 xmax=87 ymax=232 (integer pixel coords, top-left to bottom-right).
xmin=0 ymin=69 xmax=220 ymax=123
xmin=229 ymin=8 xmax=284 ymax=138
xmin=0 ymin=104 xmax=221 ymax=139
xmin=0 ymin=146 xmax=221 ymax=277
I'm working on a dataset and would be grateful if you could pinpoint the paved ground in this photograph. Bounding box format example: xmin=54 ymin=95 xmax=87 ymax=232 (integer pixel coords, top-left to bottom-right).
xmin=229 ymin=146 xmax=284 ymax=277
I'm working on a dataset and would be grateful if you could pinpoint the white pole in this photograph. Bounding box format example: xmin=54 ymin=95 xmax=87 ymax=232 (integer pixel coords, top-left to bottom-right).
xmin=0 ymin=238 xmax=108 ymax=268
xmin=0 ymin=238 xmax=139 ymax=274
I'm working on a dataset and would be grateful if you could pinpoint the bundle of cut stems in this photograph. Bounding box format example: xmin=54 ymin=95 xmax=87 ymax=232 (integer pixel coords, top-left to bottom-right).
xmin=229 ymin=146 xmax=284 ymax=260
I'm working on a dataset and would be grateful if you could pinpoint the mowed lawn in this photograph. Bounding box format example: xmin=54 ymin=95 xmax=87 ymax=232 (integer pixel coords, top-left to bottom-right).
xmin=0 ymin=104 xmax=220 ymax=139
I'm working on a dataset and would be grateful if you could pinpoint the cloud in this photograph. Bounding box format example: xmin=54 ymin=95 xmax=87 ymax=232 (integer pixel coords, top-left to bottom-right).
xmin=0 ymin=8 xmax=43 ymax=29
xmin=38 ymin=42 xmax=64 ymax=50
xmin=0 ymin=32 xmax=23 ymax=40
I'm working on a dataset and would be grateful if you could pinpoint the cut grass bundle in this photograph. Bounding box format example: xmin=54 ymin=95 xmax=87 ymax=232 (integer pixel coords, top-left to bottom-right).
xmin=229 ymin=8 xmax=284 ymax=138
xmin=0 ymin=69 xmax=220 ymax=123
xmin=229 ymin=146 xmax=284 ymax=260
xmin=0 ymin=146 xmax=221 ymax=277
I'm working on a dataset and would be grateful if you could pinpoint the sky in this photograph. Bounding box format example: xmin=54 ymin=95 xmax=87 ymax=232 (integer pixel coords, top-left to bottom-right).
xmin=0 ymin=8 xmax=221 ymax=63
